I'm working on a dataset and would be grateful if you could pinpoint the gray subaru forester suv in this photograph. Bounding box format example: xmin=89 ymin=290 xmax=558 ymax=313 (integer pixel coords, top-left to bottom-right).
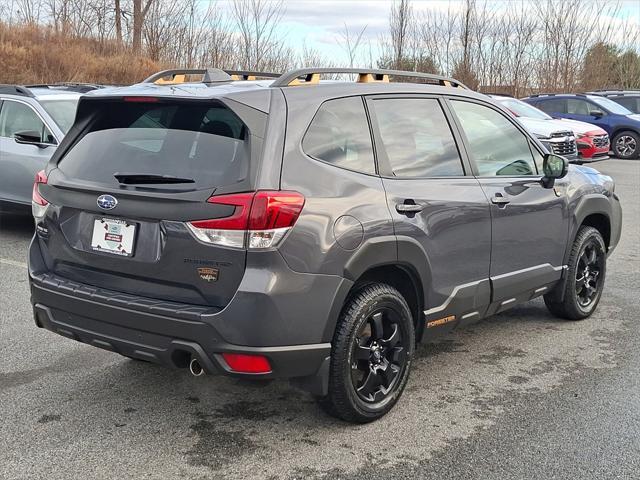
xmin=29 ymin=68 xmax=622 ymax=423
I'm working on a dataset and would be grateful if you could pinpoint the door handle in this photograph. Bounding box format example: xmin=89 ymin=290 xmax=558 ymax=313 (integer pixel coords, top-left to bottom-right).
xmin=396 ymin=202 xmax=424 ymax=214
xmin=491 ymin=193 xmax=510 ymax=206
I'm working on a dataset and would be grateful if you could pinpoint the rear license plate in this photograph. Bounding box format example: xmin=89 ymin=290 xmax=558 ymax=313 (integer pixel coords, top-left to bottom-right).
xmin=91 ymin=218 xmax=136 ymax=256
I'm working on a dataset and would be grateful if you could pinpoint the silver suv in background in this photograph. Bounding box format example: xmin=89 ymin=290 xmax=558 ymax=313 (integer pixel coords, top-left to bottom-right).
xmin=490 ymin=95 xmax=581 ymax=161
xmin=0 ymin=84 xmax=102 ymax=214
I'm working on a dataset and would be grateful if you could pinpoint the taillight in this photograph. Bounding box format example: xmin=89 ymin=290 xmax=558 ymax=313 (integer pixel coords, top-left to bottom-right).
xmin=221 ymin=353 xmax=272 ymax=374
xmin=32 ymin=170 xmax=49 ymax=222
xmin=186 ymin=191 xmax=305 ymax=249
xmin=32 ymin=170 xmax=48 ymax=206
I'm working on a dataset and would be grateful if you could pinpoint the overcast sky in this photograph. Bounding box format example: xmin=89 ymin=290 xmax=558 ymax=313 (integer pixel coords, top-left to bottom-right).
xmin=213 ymin=0 xmax=640 ymax=65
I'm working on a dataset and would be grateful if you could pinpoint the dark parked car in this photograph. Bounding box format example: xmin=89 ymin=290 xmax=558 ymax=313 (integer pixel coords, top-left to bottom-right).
xmin=29 ymin=68 xmax=622 ymax=423
xmin=590 ymin=90 xmax=640 ymax=114
xmin=523 ymin=93 xmax=640 ymax=159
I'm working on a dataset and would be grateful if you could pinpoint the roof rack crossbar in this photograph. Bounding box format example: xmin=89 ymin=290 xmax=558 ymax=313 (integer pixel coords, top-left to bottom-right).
xmin=143 ymin=68 xmax=233 ymax=85
xmin=270 ymin=68 xmax=467 ymax=89
xmin=0 ymin=85 xmax=34 ymax=97
xmin=225 ymin=70 xmax=281 ymax=80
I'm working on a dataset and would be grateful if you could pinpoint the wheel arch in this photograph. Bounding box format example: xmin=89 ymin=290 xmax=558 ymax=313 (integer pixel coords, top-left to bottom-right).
xmin=551 ymin=194 xmax=613 ymax=304
xmin=329 ymin=236 xmax=430 ymax=343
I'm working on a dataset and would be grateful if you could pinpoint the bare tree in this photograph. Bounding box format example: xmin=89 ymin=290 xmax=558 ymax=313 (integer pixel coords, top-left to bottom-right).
xmin=232 ymin=0 xmax=291 ymax=71
xmin=132 ymin=0 xmax=153 ymax=53
xmin=338 ymin=23 xmax=368 ymax=68
xmin=114 ymin=0 xmax=122 ymax=45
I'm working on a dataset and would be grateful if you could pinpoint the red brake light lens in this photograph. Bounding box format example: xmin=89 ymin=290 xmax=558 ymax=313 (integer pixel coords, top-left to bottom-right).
xmin=221 ymin=353 xmax=272 ymax=374
xmin=186 ymin=191 xmax=305 ymax=249
xmin=32 ymin=170 xmax=48 ymax=206
xmin=249 ymin=191 xmax=305 ymax=230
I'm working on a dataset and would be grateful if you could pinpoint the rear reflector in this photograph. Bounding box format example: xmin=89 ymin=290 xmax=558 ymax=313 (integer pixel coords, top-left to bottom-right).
xmin=187 ymin=191 xmax=305 ymax=249
xmin=221 ymin=353 xmax=272 ymax=374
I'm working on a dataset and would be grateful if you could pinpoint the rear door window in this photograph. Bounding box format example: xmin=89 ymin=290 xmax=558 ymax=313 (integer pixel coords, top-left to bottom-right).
xmin=302 ymin=97 xmax=375 ymax=174
xmin=536 ymin=98 xmax=566 ymax=114
xmin=57 ymin=101 xmax=249 ymax=189
xmin=369 ymin=97 xmax=464 ymax=177
xmin=567 ymin=99 xmax=592 ymax=115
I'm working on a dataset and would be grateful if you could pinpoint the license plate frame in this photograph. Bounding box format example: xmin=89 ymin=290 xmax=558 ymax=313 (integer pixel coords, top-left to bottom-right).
xmin=90 ymin=217 xmax=137 ymax=257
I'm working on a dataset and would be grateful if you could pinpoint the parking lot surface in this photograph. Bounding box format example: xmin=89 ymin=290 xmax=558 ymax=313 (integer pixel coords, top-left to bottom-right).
xmin=1 ymin=159 xmax=638 ymax=480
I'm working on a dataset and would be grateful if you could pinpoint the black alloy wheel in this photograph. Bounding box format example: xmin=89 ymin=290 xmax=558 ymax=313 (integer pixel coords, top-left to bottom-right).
xmin=350 ymin=308 xmax=409 ymax=404
xmin=320 ymin=283 xmax=415 ymax=423
xmin=544 ymin=226 xmax=607 ymax=320
xmin=575 ymin=238 xmax=605 ymax=309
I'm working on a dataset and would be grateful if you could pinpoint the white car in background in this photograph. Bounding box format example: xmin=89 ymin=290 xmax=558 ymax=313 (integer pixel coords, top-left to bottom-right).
xmin=491 ymin=95 xmax=609 ymax=163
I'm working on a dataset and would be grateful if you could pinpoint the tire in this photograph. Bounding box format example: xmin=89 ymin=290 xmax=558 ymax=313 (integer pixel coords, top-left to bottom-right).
xmin=544 ymin=226 xmax=607 ymax=320
xmin=612 ymin=130 xmax=640 ymax=159
xmin=319 ymin=283 xmax=415 ymax=423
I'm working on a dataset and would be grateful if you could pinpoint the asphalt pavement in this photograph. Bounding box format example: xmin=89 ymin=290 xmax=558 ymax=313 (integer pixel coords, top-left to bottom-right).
xmin=0 ymin=159 xmax=638 ymax=479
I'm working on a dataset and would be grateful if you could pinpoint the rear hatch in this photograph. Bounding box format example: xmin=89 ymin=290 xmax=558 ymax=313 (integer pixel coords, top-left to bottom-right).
xmin=37 ymin=96 xmax=266 ymax=308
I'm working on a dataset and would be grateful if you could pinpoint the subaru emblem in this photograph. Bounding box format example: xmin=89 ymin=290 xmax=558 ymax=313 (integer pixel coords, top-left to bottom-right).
xmin=97 ymin=194 xmax=117 ymax=210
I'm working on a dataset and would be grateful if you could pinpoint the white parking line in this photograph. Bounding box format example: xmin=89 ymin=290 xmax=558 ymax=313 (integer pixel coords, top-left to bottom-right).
xmin=0 ymin=258 xmax=27 ymax=269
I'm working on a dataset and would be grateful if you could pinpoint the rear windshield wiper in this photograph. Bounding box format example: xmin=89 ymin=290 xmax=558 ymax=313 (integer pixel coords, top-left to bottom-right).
xmin=114 ymin=173 xmax=196 ymax=185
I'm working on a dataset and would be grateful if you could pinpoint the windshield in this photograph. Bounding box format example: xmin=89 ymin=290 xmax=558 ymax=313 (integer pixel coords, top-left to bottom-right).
xmin=590 ymin=96 xmax=633 ymax=115
xmin=39 ymin=98 xmax=79 ymax=134
xmin=497 ymin=98 xmax=551 ymax=120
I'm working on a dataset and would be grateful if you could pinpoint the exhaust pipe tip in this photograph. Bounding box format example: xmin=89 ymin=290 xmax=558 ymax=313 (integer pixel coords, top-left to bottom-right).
xmin=189 ymin=358 xmax=205 ymax=376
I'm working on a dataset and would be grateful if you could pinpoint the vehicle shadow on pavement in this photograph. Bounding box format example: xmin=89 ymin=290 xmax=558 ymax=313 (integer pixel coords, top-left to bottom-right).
xmin=0 ymin=213 xmax=34 ymax=235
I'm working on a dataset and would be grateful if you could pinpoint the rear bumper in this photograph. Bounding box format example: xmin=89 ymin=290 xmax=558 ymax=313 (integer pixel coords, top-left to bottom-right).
xmin=32 ymin=300 xmax=330 ymax=381
xmin=29 ymin=236 xmax=351 ymax=392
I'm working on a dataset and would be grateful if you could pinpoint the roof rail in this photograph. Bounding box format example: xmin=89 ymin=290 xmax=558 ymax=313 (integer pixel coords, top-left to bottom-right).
xmin=483 ymin=92 xmax=514 ymax=97
xmin=143 ymin=68 xmax=281 ymax=85
xmin=24 ymin=83 xmax=104 ymax=93
xmin=0 ymin=85 xmax=34 ymax=97
xmin=143 ymin=68 xmax=233 ymax=85
xmin=270 ymin=68 xmax=468 ymax=89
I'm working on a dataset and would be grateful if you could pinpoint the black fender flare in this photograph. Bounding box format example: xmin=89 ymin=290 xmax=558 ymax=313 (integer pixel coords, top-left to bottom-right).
xmin=342 ymin=235 xmax=431 ymax=302
xmin=325 ymin=235 xmax=431 ymax=342
xmin=566 ymin=194 xmax=612 ymax=264
xmin=549 ymin=193 xmax=612 ymax=303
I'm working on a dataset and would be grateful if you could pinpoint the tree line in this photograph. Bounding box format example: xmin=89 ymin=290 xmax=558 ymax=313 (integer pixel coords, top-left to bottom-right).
xmin=0 ymin=0 xmax=638 ymax=92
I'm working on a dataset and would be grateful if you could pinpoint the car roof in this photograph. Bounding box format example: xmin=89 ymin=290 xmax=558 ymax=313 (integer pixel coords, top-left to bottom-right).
xmin=86 ymin=78 xmax=488 ymax=115
xmin=30 ymin=88 xmax=82 ymax=100
xmin=82 ymin=67 xmax=482 ymax=113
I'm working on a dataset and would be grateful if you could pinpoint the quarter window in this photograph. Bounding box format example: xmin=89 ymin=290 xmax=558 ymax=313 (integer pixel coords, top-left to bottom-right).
xmin=370 ymin=98 xmax=464 ymax=177
xmin=0 ymin=101 xmax=55 ymax=143
xmin=451 ymin=100 xmax=537 ymax=176
xmin=303 ymin=97 xmax=375 ymax=174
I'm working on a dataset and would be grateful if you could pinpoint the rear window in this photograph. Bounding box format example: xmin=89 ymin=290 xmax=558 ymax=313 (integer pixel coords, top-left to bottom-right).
xmin=58 ymin=101 xmax=250 ymax=189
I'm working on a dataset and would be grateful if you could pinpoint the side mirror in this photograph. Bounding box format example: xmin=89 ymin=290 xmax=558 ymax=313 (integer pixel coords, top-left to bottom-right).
xmin=541 ymin=154 xmax=569 ymax=188
xmin=589 ymin=109 xmax=604 ymax=118
xmin=14 ymin=130 xmax=49 ymax=148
